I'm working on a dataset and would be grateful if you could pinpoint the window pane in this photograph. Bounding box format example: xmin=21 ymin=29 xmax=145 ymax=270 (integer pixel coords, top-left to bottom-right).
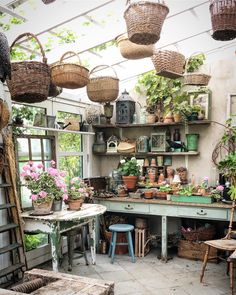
xmin=58 ymin=133 xmax=82 ymax=152
xmin=59 ymin=156 xmax=83 ymax=183
xmin=12 ymin=104 xmax=46 ymax=127
xmin=21 ymin=186 xmax=32 ymax=208
xmin=43 ymin=139 xmax=52 ymax=160
xmin=31 ymin=139 xmax=42 ymax=160
xmin=17 ymin=138 xmax=29 ymax=161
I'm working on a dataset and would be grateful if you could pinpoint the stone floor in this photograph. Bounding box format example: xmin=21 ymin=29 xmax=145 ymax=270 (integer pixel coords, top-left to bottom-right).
xmin=40 ymin=248 xmax=233 ymax=295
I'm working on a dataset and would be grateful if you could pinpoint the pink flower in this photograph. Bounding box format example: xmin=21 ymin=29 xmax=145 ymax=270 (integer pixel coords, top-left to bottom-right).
xmin=50 ymin=160 xmax=56 ymax=167
xmin=71 ymin=186 xmax=76 ymax=191
xmin=59 ymin=171 xmax=66 ymax=177
xmin=37 ymin=163 xmax=44 ymax=169
xmin=63 ymin=194 xmax=68 ymax=201
xmin=39 ymin=191 xmax=48 ymax=198
xmin=216 ymin=185 xmax=224 ymax=191
xmin=47 ymin=167 xmax=58 ymax=177
xmin=23 ymin=165 xmax=30 ymax=172
xmin=20 ymin=172 xmax=27 ymax=177
xmin=31 ymin=194 xmax=38 ymax=201
xmin=28 ymin=161 xmax=33 ymax=166
xmin=30 ymin=166 xmax=37 ymax=172
xmin=78 ymin=188 xmax=85 ymax=193
xmin=30 ymin=172 xmax=39 ymax=180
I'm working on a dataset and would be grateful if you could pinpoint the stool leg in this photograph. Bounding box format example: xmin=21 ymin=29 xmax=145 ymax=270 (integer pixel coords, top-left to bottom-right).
xmin=127 ymin=231 xmax=135 ymax=263
xmin=111 ymin=231 xmax=117 ymax=264
xmin=126 ymin=232 xmax=131 ymax=257
xmin=82 ymin=226 xmax=89 ymax=266
xmin=108 ymin=232 xmax=113 ymax=257
xmin=67 ymin=233 xmax=75 ymax=271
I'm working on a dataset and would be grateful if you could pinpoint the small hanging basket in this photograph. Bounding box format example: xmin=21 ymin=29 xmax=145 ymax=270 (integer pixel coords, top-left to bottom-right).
xmin=51 ymin=51 xmax=89 ymax=89
xmin=209 ymin=0 xmax=236 ymax=41
xmin=151 ymin=50 xmax=185 ymax=79
xmin=86 ymin=65 xmax=119 ymax=103
xmin=184 ymin=73 xmax=211 ymax=86
xmin=116 ymin=33 xmax=154 ymax=59
xmin=7 ymin=32 xmax=50 ymax=103
xmin=124 ymin=0 xmax=169 ymax=45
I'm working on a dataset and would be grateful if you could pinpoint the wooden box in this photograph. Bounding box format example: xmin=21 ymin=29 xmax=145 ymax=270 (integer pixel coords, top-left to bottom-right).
xmin=171 ymin=195 xmax=213 ymax=204
xmin=105 ymin=231 xmax=128 ymax=255
xmin=135 ymin=228 xmax=150 ymax=257
xmin=178 ymin=240 xmax=217 ymax=261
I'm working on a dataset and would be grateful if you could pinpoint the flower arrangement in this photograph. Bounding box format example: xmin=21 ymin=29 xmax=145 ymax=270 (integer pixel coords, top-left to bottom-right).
xmin=21 ymin=160 xmax=67 ymax=204
xmin=210 ymin=185 xmax=224 ymax=200
xmin=67 ymin=177 xmax=94 ymax=200
xmin=118 ymin=157 xmax=140 ymax=176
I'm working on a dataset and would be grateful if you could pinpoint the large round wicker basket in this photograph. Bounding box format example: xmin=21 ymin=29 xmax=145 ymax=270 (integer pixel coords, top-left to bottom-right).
xmin=210 ymin=0 xmax=236 ymax=41
xmin=51 ymin=51 xmax=89 ymax=89
xmin=116 ymin=33 xmax=154 ymax=59
xmin=6 ymin=32 xmax=50 ymax=103
xmin=87 ymin=65 xmax=119 ymax=103
xmin=124 ymin=0 xmax=169 ymax=45
xmin=151 ymin=50 xmax=185 ymax=79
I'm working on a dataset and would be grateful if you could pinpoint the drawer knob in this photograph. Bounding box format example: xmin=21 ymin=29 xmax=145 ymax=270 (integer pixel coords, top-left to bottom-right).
xmin=124 ymin=206 xmax=134 ymax=210
xmin=197 ymin=211 xmax=207 ymax=216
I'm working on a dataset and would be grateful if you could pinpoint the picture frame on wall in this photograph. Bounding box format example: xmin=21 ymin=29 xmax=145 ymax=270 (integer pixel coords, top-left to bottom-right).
xmin=189 ymin=89 xmax=211 ymax=120
xmin=227 ymin=93 xmax=236 ymax=126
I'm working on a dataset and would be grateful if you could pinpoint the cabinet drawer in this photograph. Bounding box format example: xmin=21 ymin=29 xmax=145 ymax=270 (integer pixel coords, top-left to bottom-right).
xmin=177 ymin=207 xmax=228 ymax=220
xmin=98 ymin=201 xmax=110 ymax=210
xmin=150 ymin=204 xmax=178 ymax=216
xmin=109 ymin=202 xmax=149 ymax=214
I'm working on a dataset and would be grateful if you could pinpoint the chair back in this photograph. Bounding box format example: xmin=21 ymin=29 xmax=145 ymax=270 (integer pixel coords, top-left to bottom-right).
xmin=225 ymin=200 xmax=236 ymax=239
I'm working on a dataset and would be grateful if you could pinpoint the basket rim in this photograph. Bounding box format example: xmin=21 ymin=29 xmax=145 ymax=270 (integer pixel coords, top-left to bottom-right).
xmin=51 ymin=63 xmax=89 ymax=72
xmin=124 ymin=1 xmax=169 ymax=15
xmin=184 ymin=73 xmax=211 ymax=77
xmin=89 ymin=76 xmax=119 ymax=82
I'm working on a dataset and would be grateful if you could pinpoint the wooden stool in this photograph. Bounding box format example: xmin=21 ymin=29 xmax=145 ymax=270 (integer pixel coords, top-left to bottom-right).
xmin=108 ymin=224 xmax=135 ymax=264
xmin=62 ymin=225 xmax=89 ymax=271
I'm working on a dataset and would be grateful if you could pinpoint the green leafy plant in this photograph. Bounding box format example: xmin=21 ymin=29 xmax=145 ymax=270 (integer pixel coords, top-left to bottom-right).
xmin=186 ymin=53 xmax=206 ymax=73
xmin=159 ymin=185 xmax=171 ymax=193
xmin=178 ymin=185 xmax=195 ymax=197
xmin=118 ymin=157 xmax=140 ymax=176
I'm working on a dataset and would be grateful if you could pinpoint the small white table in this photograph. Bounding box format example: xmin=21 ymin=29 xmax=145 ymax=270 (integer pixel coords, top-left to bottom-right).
xmin=21 ymin=204 xmax=106 ymax=272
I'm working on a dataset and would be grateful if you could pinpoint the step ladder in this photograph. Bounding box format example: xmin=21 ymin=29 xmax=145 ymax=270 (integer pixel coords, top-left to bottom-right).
xmin=0 ymin=136 xmax=26 ymax=285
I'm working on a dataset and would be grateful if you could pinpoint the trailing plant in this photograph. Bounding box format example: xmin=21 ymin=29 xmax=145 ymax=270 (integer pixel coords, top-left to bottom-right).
xmin=186 ymin=53 xmax=206 ymax=73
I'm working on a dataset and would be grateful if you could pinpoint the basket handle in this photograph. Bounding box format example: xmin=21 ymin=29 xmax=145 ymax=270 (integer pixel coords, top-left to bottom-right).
xmin=89 ymin=65 xmax=118 ymax=78
xmin=59 ymin=51 xmax=82 ymax=65
xmin=10 ymin=32 xmax=47 ymax=64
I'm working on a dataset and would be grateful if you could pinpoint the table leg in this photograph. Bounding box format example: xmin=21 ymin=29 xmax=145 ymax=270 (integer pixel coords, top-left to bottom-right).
xmin=88 ymin=218 xmax=96 ymax=265
xmin=49 ymin=222 xmax=60 ymax=272
xmin=161 ymin=215 xmax=168 ymax=262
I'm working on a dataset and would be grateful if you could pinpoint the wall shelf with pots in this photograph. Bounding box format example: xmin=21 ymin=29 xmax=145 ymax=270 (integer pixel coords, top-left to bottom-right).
xmin=93 ymin=152 xmax=199 ymax=156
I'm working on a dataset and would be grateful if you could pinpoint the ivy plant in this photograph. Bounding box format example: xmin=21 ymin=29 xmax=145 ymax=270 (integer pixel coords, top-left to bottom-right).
xmin=186 ymin=53 xmax=206 ymax=73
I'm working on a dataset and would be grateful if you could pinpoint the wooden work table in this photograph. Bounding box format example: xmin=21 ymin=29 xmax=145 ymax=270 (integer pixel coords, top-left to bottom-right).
xmin=96 ymin=197 xmax=233 ymax=261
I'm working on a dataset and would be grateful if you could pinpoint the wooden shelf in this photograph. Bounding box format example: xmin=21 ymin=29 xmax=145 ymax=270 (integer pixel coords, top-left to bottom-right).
xmin=92 ymin=120 xmax=211 ymax=129
xmin=93 ymin=152 xmax=199 ymax=156
xmin=21 ymin=126 xmax=95 ymax=135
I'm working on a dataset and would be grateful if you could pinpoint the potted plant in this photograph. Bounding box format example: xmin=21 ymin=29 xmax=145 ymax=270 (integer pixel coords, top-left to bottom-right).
xmin=218 ymin=152 xmax=236 ymax=201
xmin=21 ymin=160 xmax=67 ymax=214
xmin=117 ymin=184 xmax=127 ymax=197
xmin=144 ymin=182 xmax=154 ymax=199
xmin=67 ymin=177 xmax=94 ymax=210
xmin=156 ymin=184 xmax=171 ymax=199
xmin=210 ymin=185 xmax=224 ymax=201
xmin=118 ymin=157 xmax=140 ymax=190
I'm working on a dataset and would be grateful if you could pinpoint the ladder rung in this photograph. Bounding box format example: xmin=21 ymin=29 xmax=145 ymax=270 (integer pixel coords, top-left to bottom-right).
xmin=0 ymin=204 xmax=15 ymax=210
xmin=0 ymin=263 xmax=25 ymax=278
xmin=0 ymin=223 xmax=18 ymax=233
xmin=0 ymin=243 xmax=22 ymax=255
xmin=0 ymin=183 xmax=11 ymax=188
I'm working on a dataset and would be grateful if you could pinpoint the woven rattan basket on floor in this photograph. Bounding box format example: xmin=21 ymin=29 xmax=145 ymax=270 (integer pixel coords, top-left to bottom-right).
xmin=116 ymin=33 xmax=154 ymax=59
xmin=7 ymin=32 xmax=50 ymax=103
xmin=181 ymin=226 xmax=216 ymax=242
xmin=184 ymin=73 xmax=211 ymax=86
xmin=210 ymin=0 xmax=236 ymax=41
xmin=124 ymin=0 xmax=169 ymax=45
xmin=151 ymin=50 xmax=185 ymax=79
xmin=87 ymin=65 xmax=119 ymax=103
xmin=51 ymin=51 xmax=89 ymax=89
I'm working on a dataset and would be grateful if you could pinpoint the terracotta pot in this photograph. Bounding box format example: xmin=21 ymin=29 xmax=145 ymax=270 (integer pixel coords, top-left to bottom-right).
xmin=173 ymin=113 xmax=182 ymax=123
xmin=163 ymin=117 xmax=174 ymax=123
xmin=68 ymin=199 xmax=84 ymax=211
xmin=155 ymin=191 xmax=167 ymax=199
xmin=144 ymin=190 xmax=153 ymax=199
xmin=146 ymin=114 xmax=156 ymax=124
xmin=33 ymin=200 xmax=53 ymax=215
xmin=122 ymin=176 xmax=138 ymax=190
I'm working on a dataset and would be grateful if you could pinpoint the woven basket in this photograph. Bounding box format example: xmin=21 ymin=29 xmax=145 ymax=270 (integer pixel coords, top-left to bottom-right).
xmin=151 ymin=50 xmax=185 ymax=79
xmin=117 ymin=141 xmax=136 ymax=153
xmin=182 ymin=226 xmax=216 ymax=242
xmin=116 ymin=33 xmax=154 ymax=59
xmin=124 ymin=0 xmax=169 ymax=45
xmin=51 ymin=51 xmax=89 ymax=89
xmin=210 ymin=0 xmax=236 ymax=41
xmin=184 ymin=73 xmax=211 ymax=86
xmin=87 ymin=65 xmax=119 ymax=103
xmin=7 ymin=32 xmax=50 ymax=103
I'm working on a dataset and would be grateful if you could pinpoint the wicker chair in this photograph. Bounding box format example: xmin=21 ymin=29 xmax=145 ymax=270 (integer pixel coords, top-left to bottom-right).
xmin=200 ymin=201 xmax=236 ymax=295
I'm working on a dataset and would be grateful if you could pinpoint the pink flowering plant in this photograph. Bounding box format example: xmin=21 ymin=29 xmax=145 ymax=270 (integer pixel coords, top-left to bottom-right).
xmin=21 ymin=160 xmax=68 ymax=204
xmin=68 ymin=177 xmax=94 ymax=200
xmin=210 ymin=185 xmax=224 ymax=200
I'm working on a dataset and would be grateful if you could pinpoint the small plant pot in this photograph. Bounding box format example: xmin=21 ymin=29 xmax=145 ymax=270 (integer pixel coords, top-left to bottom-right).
xmin=52 ymin=199 xmax=62 ymax=211
xmin=173 ymin=113 xmax=182 ymax=123
xmin=187 ymin=112 xmax=198 ymax=121
xmin=186 ymin=133 xmax=199 ymax=151
xmin=68 ymin=199 xmax=83 ymax=211
xmin=146 ymin=114 xmax=156 ymax=124
xmin=33 ymin=200 xmax=53 ymax=215
xmin=163 ymin=117 xmax=174 ymax=123
xmin=155 ymin=191 xmax=167 ymax=199
xmin=144 ymin=190 xmax=153 ymax=199
xmin=122 ymin=176 xmax=138 ymax=191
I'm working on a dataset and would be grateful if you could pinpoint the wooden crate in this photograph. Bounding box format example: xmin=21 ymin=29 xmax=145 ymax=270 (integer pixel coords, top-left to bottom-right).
xmin=105 ymin=231 xmax=128 ymax=255
xmin=178 ymin=239 xmax=217 ymax=262
xmin=135 ymin=228 xmax=150 ymax=257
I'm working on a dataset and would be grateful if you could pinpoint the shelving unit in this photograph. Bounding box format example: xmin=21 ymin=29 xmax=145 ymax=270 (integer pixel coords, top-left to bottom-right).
xmin=20 ymin=125 xmax=95 ymax=135
xmin=94 ymin=152 xmax=199 ymax=157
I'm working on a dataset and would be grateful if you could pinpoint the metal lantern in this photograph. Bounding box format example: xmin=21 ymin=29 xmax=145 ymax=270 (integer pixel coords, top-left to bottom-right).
xmin=150 ymin=132 xmax=166 ymax=152
xmin=136 ymin=136 xmax=149 ymax=153
xmin=116 ymin=89 xmax=135 ymax=124
xmin=107 ymin=135 xmax=119 ymax=153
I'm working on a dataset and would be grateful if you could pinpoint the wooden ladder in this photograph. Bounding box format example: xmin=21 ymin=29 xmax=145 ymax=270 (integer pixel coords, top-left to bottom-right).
xmin=0 ymin=137 xmax=26 ymax=284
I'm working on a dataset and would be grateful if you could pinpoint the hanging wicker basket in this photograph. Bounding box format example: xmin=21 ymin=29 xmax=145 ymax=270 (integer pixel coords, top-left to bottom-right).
xmin=184 ymin=73 xmax=211 ymax=86
xmin=209 ymin=0 xmax=236 ymax=41
xmin=151 ymin=50 xmax=185 ymax=79
xmin=116 ymin=33 xmax=154 ymax=59
xmin=124 ymin=0 xmax=169 ymax=45
xmin=86 ymin=65 xmax=119 ymax=103
xmin=6 ymin=32 xmax=50 ymax=103
xmin=51 ymin=51 xmax=89 ymax=89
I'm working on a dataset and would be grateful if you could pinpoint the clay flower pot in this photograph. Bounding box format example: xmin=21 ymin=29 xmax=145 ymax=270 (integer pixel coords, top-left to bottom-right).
xmin=122 ymin=176 xmax=138 ymax=190
xmin=144 ymin=190 xmax=153 ymax=199
xmin=33 ymin=200 xmax=53 ymax=215
xmin=68 ymin=199 xmax=84 ymax=211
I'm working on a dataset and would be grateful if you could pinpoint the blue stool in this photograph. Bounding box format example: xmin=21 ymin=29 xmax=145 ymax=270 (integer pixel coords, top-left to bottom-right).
xmin=108 ymin=224 xmax=135 ymax=264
